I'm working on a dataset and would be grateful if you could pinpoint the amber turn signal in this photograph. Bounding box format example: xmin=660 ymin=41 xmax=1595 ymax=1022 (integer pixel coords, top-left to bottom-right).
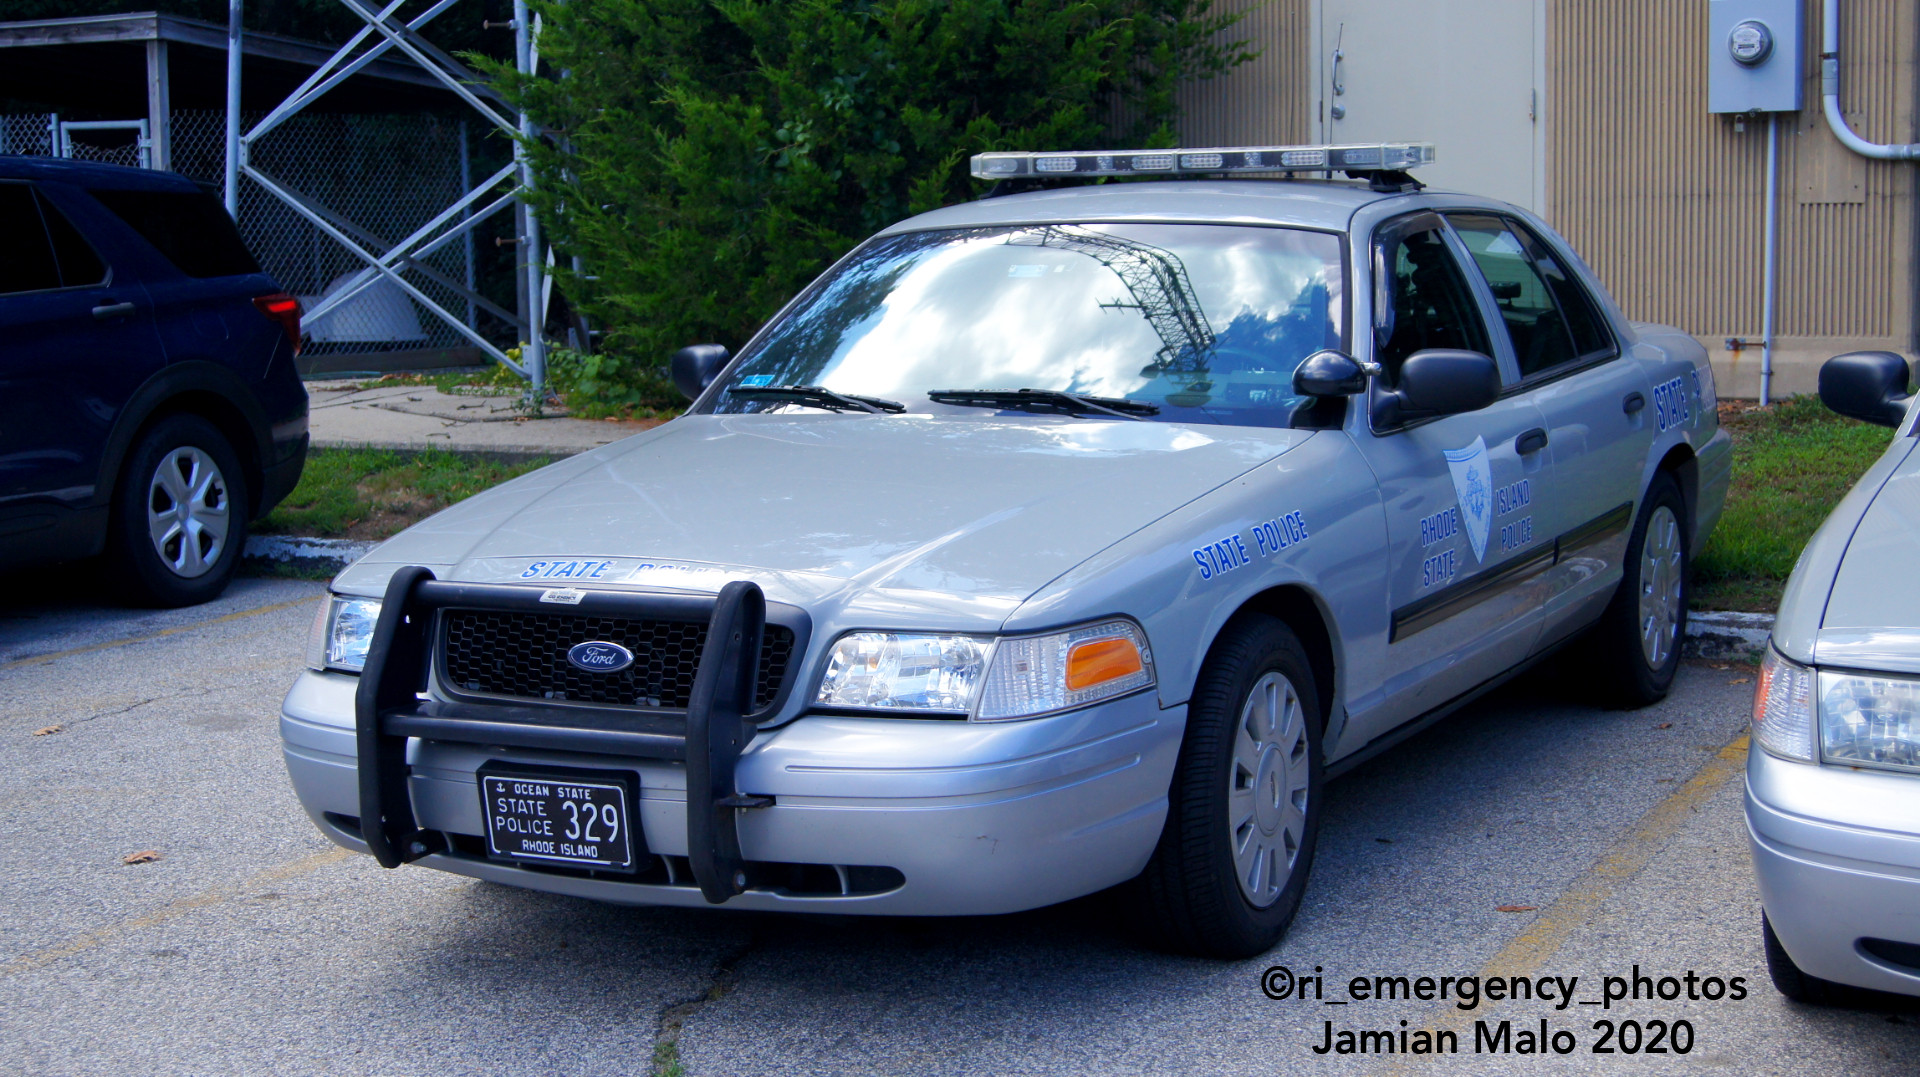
xmin=1064 ymin=636 xmax=1144 ymax=691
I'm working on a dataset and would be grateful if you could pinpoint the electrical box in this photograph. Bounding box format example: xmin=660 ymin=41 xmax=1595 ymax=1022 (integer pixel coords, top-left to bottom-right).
xmin=1709 ymin=0 xmax=1805 ymax=113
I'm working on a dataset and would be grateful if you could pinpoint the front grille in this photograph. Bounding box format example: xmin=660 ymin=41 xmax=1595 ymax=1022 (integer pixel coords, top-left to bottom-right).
xmin=440 ymin=609 xmax=795 ymax=713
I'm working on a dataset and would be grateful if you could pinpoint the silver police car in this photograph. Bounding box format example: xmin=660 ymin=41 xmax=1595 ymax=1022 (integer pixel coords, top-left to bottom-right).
xmin=1750 ymin=351 xmax=1920 ymax=1002
xmin=282 ymin=144 xmax=1730 ymax=957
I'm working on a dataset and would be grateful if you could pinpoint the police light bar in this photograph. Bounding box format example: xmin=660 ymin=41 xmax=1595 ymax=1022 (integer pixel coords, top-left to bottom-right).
xmin=969 ymin=143 xmax=1436 ymax=181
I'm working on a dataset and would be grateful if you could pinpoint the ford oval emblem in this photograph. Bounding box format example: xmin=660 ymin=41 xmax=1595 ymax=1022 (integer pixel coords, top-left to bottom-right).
xmin=567 ymin=640 xmax=634 ymax=673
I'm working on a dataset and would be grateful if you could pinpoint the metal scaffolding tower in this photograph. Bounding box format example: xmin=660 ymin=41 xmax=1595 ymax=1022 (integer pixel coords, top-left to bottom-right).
xmin=1007 ymin=225 xmax=1216 ymax=374
xmin=225 ymin=0 xmax=548 ymax=395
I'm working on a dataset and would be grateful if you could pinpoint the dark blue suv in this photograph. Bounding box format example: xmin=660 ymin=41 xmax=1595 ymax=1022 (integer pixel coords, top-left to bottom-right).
xmin=0 ymin=157 xmax=308 ymax=606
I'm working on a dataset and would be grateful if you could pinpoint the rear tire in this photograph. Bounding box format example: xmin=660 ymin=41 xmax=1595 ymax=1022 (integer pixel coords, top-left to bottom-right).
xmin=1135 ymin=615 xmax=1323 ymax=958
xmin=1592 ymin=471 xmax=1687 ymax=707
xmin=108 ymin=414 xmax=249 ymax=608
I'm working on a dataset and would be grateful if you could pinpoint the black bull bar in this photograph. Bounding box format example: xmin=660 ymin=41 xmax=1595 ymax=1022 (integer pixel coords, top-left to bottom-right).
xmin=353 ymin=567 xmax=809 ymax=904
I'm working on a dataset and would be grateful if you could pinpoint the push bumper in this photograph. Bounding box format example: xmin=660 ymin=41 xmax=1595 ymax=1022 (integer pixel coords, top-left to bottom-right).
xmin=282 ymin=667 xmax=1182 ymax=916
xmin=1745 ymin=746 xmax=1920 ymax=996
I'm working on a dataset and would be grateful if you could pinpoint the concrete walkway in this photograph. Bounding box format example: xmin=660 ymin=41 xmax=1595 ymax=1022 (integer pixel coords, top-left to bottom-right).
xmin=305 ymin=378 xmax=662 ymax=458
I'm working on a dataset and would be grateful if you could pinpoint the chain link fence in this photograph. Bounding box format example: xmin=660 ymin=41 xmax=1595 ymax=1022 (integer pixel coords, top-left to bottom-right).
xmin=3 ymin=109 xmax=518 ymax=360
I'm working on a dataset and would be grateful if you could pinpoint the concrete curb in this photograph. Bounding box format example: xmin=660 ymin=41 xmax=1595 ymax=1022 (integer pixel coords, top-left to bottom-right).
xmin=242 ymin=535 xmax=375 ymax=575
xmin=1684 ymin=610 xmax=1773 ymax=661
xmin=307 ymin=439 xmax=570 ymax=464
xmin=234 ymin=532 xmax=1783 ymax=664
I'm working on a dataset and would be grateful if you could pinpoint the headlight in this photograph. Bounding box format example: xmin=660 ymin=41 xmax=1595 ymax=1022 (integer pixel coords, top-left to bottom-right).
xmin=976 ymin=620 xmax=1154 ymax=722
xmin=813 ymin=619 xmax=1156 ymax=720
xmin=306 ymin=595 xmax=382 ymax=674
xmin=1819 ymin=669 xmax=1920 ymax=773
xmin=1752 ymin=646 xmax=1815 ymax=762
xmin=815 ymin=632 xmax=992 ymax=713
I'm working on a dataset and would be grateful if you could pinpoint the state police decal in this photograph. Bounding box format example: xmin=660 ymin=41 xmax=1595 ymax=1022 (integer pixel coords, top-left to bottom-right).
xmin=1444 ymin=436 xmax=1494 ymax=563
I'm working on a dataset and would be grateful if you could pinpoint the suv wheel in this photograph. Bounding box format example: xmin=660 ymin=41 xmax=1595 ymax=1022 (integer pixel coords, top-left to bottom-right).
xmin=109 ymin=414 xmax=249 ymax=607
xmin=1136 ymin=614 xmax=1323 ymax=958
xmin=1592 ymin=471 xmax=1688 ymax=706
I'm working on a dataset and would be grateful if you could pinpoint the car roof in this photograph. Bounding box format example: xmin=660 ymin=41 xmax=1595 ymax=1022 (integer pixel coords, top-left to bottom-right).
xmin=880 ymin=178 xmax=1401 ymax=236
xmin=0 ymin=154 xmax=202 ymax=192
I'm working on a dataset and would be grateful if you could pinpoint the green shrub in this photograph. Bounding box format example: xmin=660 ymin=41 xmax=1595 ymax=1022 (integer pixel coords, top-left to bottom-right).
xmin=490 ymin=0 xmax=1251 ymax=391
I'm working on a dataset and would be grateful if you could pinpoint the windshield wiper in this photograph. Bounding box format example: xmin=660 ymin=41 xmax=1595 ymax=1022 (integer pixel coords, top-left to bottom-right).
xmin=928 ymin=388 xmax=1159 ymax=420
xmin=727 ymin=384 xmax=905 ymax=414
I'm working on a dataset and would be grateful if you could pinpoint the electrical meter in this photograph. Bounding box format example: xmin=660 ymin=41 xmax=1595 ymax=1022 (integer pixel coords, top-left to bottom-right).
xmin=1709 ymin=0 xmax=1803 ymax=113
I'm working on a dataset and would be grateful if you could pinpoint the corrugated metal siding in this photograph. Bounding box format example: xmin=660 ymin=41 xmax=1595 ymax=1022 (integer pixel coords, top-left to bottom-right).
xmin=1549 ymin=0 xmax=1915 ymax=339
xmin=1174 ymin=0 xmax=1312 ymax=146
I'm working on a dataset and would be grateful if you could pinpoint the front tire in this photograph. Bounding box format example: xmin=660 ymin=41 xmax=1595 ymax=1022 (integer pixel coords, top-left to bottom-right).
xmin=1763 ymin=912 xmax=1851 ymax=1006
xmin=1136 ymin=615 xmax=1323 ymax=958
xmin=108 ymin=414 xmax=249 ymax=608
xmin=1593 ymin=471 xmax=1688 ymax=706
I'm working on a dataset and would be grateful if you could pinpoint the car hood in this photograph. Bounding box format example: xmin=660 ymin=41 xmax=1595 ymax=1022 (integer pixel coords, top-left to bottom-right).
xmin=1817 ymin=440 xmax=1920 ymax=674
xmin=341 ymin=414 xmax=1311 ymax=626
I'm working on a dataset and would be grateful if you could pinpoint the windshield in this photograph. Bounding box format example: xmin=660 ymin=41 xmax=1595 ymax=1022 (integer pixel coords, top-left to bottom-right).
xmin=710 ymin=222 xmax=1347 ymax=428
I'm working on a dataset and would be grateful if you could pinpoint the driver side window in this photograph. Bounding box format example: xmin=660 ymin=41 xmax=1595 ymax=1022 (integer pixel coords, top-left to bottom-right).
xmin=1373 ymin=223 xmax=1493 ymax=386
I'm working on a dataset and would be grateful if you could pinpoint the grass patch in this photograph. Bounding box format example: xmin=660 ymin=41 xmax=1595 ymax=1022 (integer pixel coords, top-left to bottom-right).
xmin=256 ymin=447 xmax=552 ymax=541
xmin=1692 ymin=395 xmax=1893 ymax=611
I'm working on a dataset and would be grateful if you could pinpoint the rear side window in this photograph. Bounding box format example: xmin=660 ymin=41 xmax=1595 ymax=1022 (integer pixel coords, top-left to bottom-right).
xmin=0 ymin=184 xmax=61 ymax=294
xmin=37 ymin=191 xmax=107 ymax=286
xmin=89 ymin=187 xmax=260 ymax=278
xmin=1446 ymin=213 xmax=1613 ymax=378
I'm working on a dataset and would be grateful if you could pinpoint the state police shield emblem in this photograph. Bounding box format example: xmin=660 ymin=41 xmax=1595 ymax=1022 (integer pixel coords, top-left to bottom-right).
xmin=1444 ymin=436 xmax=1494 ymax=563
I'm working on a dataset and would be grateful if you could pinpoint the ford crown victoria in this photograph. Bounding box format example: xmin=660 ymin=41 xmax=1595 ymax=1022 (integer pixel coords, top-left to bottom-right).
xmin=281 ymin=144 xmax=1730 ymax=957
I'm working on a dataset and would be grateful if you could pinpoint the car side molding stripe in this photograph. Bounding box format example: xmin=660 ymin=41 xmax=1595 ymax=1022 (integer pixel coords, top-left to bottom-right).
xmin=1390 ymin=501 xmax=1634 ymax=642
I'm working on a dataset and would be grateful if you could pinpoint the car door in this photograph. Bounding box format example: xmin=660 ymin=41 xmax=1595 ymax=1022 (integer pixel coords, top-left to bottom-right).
xmin=0 ymin=182 xmax=161 ymax=522
xmin=1341 ymin=212 xmax=1555 ymax=739
xmin=1444 ymin=212 xmax=1655 ymax=652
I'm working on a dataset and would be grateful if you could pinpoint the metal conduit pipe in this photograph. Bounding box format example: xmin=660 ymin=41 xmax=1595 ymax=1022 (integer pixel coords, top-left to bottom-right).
xmin=1822 ymin=0 xmax=1920 ymax=159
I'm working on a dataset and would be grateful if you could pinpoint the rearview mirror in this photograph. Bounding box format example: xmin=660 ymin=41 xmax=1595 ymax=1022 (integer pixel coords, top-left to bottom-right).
xmin=671 ymin=344 xmax=732 ymax=401
xmin=1293 ymin=350 xmax=1368 ymax=397
xmin=1373 ymin=349 xmax=1500 ymax=426
xmin=1819 ymin=351 xmax=1911 ymax=428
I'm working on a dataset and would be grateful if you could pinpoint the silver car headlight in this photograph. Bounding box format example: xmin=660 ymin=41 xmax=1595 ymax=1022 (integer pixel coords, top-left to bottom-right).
xmin=1752 ymin=646 xmax=1815 ymax=762
xmin=815 ymin=632 xmax=993 ymax=713
xmin=813 ymin=619 xmax=1155 ymax=721
xmin=1819 ymin=669 xmax=1920 ymax=773
xmin=306 ymin=595 xmax=382 ymax=674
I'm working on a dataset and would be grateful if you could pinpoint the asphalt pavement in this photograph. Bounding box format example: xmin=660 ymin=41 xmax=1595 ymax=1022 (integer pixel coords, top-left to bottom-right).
xmin=1 ymin=577 xmax=1915 ymax=1076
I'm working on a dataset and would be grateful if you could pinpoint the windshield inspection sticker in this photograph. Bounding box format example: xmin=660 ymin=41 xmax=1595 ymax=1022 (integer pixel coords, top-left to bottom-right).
xmin=1444 ymin=437 xmax=1494 ymax=563
xmin=1653 ymin=375 xmax=1693 ymax=432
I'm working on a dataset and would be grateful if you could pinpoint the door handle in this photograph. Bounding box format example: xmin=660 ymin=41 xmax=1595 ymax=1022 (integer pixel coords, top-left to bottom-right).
xmin=1623 ymin=392 xmax=1646 ymax=414
xmin=91 ymin=301 xmax=136 ymax=320
xmin=1515 ymin=427 xmax=1549 ymax=455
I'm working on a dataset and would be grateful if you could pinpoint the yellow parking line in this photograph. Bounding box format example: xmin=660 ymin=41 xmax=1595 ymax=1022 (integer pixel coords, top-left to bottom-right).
xmin=0 ymin=847 xmax=354 ymax=978
xmin=0 ymin=596 xmax=315 ymax=671
xmin=1374 ymin=733 xmax=1751 ymax=1076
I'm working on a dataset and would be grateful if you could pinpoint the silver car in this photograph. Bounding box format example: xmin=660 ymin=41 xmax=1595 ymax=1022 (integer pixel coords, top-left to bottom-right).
xmin=1750 ymin=350 xmax=1920 ymax=1002
xmin=282 ymin=144 xmax=1730 ymax=957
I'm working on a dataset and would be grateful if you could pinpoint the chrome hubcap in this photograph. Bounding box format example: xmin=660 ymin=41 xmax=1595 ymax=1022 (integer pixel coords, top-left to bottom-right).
xmin=1229 ymin=671 xmax=1310 ymax=908
xmin=146 ymin=446 xmax=230 ymax=579
xmin=1637 ymin=505 xmax=1683 ymax=668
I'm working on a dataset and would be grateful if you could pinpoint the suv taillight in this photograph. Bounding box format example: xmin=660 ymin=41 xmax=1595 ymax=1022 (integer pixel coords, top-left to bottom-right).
xmin=253 ymin=293 xmax=303 ymax=355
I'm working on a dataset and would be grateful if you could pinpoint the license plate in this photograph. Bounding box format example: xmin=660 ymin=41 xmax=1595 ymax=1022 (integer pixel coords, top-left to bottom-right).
xmin=477 ymin=766 xmax=638 ymax=871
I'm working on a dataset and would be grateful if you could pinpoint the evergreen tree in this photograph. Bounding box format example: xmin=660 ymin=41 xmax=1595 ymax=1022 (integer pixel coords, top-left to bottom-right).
xmin=492 ymin=0 xmax=1251 ymax=372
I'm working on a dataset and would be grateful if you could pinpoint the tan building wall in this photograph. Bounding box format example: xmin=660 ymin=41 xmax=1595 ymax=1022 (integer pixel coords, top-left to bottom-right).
xmin=1176 ymin=0 xmax=1920 ymax=399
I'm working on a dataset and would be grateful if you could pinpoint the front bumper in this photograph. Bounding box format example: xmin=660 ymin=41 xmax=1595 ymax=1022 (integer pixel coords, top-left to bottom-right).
xmin=282 ymin=669 xmax=1182 ymax=916
xmin=1745 ymin=746 xmax=1920 ymax=996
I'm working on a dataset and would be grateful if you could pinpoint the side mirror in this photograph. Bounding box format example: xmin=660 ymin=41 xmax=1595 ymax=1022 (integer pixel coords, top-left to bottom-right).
xmin=1819 ymin=351 xmax=1911 ymax=428
xmin=670 ymin=343 xmax=732 ymax=401
xmin=1293 ymin=350 xmax=1368 ymax=397
xmin=1375 ymin=349 xmax=1500 ymax=426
